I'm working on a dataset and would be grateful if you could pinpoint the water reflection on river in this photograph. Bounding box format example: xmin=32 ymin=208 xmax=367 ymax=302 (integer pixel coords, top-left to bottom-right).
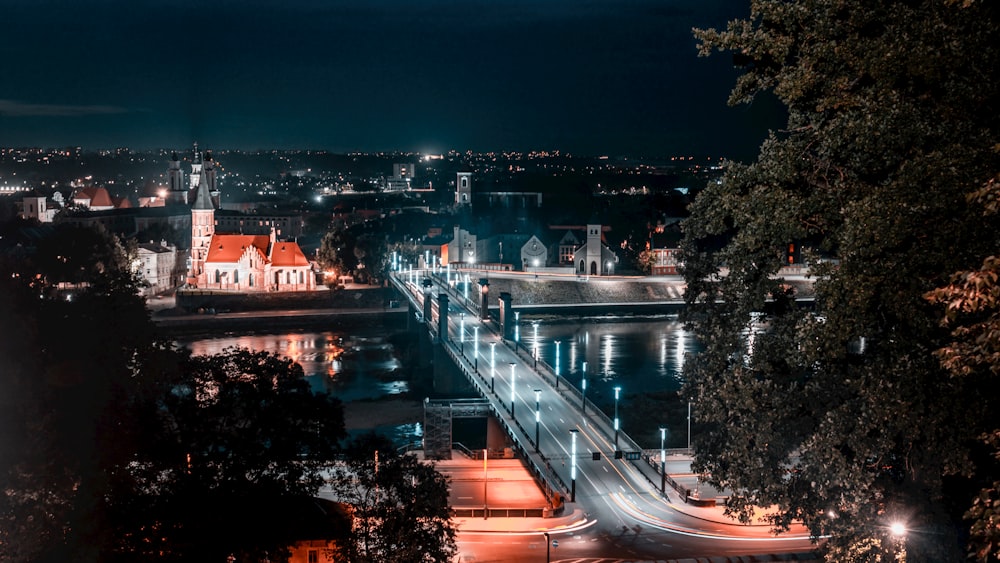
xmin=521 ymin=314 xmax=697 ymax=402
xmin=178 ymin=331 xmax=407 ymax=402
xmin=177 ymin=314 xmax=697 ymax=406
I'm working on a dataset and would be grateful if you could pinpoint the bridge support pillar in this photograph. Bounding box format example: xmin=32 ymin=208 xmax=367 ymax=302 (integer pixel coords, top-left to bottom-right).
xmin=498 ymin=292 xmax=514 ymax=340
xmin=479 ymin=278 xmax=490 ymax=321
xmin=437 ymin=293 xmax=450 ymax=342
xmin=423 ymin=289 xmax=433 ymax=326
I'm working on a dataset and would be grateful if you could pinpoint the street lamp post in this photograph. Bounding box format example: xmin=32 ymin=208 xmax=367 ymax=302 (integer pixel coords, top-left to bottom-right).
xmin=460 ymin=312 xmax=466 ymax=344
xmin=687 ymin=401 xmax=692 ymax=451
xmin=534 ymin=389 xmax=541 ymax=452
xmin=532 ymin=322 xmax=539 ymax=368
xmin=613 ymin=386 xmax=622 ymax=449
xmin=580 ymin=361 xmax=587 ymax=414
xmin=659 ymin=427 xmax=666 ymax=494
xmin=473 ymin=326 xmax=479 ymax=371
xmin=490 ymin=342 xmax=496 ymax=392
xmin=544 ymin=531 xmax=550 ymax=563
xmin=483 ymin=449 xmax=488 ymax=519
xmin=570 ymin=429 xmax=578 ymax=502
xmin=514 ymin=311 xmax=520 ymax=345
xmin=509 ymin=363 xmax=517 ymax=416
xmin=554 ymin=340 xmax=561 ymax=388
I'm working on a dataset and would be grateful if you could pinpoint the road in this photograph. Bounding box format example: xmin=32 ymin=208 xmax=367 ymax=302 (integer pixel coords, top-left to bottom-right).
xmin=391 ymin=270 xmax=820 ymax=562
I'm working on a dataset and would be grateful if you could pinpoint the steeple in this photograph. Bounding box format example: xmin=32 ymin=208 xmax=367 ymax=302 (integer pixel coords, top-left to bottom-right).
xmin=166 ymin=151 xmax=187 ymax=205
xmin=189 ymin=142 xmax=203 ymax=190
xmin=188 ymin=144 xmax=217 ymax=284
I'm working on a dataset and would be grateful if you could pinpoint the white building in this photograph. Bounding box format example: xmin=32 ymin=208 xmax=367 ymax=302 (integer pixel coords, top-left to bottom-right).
xmin=137 ymin=241 xmax=178 ymax=296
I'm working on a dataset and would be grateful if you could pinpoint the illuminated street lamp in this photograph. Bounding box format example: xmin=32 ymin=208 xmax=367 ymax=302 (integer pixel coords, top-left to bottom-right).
xmin=509 ymin=363 xmax=517 ymax=416
xmin=570 ymin=429 xmax=579 ymax=502
xmin=580 ymin=361 xmax=587 ymax=414
xmin=514 ymin=311 xmax=520 ymax=344
xmin=613 ymin=386 xmax=622 ymax=448
xmin=473 ymin=325 xmax=479 ymax=371
xmin=687 ymin=401 xmax=692 ymax=451
xmin=483 ymin=449 xmax=488 ymax=519
xmin=532 ymin=322 xmax=539 ymax=368
xmin=554 ymin=340 xmax=561 ymax=384
xmin=890 ymin=521 xmax=906 ymax=561
xmin=460 ymin=312 xmax=466 ymax=343
xmin=659 ymin=427 xmax=666 ymax=494
xmin=534 ymin=389 xmax=542 ymax=452
xmin=490 ymin=342 xmax=497 ymax=392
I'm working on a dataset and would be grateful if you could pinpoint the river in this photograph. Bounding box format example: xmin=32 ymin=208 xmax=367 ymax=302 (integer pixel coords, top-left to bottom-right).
xmin=175 ymin=313 xmax=699 ymax=447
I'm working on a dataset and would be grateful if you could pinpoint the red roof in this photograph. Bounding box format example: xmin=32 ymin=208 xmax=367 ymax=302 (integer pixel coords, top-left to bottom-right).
xmin=205 ymin=234 xmax=270 ymax=263
xmin=204 ymin=234 xmax=310 ymax=268
xmin=76 ymin=186 xmax=114 ymax=207
xmin=270 ymin=242 xmax=310 ymax=267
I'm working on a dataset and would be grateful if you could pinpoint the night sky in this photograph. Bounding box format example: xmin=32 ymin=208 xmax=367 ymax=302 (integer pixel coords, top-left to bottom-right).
xmin=0 ymin=0 xmax=784 ymax=159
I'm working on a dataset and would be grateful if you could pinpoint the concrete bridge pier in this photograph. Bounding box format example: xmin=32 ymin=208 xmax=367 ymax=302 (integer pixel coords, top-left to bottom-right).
xmin=498 ymin=292 xmax=514 ymax=341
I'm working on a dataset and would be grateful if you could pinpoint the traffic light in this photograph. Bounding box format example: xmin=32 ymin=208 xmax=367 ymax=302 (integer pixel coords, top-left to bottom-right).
xmin=592 ymin=452 xmax=601 ymax=460
xmin=614 ymin=450 xmax=623 ymax=459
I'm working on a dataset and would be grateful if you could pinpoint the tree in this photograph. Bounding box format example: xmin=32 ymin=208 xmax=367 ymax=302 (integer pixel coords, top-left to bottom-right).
xmin=680 ymin=1 xmax=1000 ymax=561
xmin=1 ymin=223 xmax=350 ymax=563
xmin=317 ymin=228 xmax=355 ymax=276
xmin=926 ymin=170 xmax=1000 ymax=561
xmin=0 ymin=223 xmax=162 ymax=562
xmin=123 ymin=348 xmax=347 ymax=562
xmin=328 ymin=434 xmax=457 ymax=563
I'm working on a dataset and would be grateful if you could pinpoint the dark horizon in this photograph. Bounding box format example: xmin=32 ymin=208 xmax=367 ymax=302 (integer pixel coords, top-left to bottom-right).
xmin=0 ymin=1 xmax=784 ymax=162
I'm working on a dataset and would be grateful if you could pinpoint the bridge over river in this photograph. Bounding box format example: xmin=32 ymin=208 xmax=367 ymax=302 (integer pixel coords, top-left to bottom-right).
xmin=389 ymin=268 xmax=820 ymax=560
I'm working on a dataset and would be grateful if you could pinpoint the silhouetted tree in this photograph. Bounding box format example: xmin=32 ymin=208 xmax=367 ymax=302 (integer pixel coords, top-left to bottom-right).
xmin=329 ymin=434 xmax=456 ymax=563
xmin=0 ymin=223 xmax=160 ymax=562
xmin=926 ymin=170 xmax=1000 ymax=561
xmin=681 ymin=1 xmax=1000 ymax=561
xmin=122 ymin=348 xmax=346 ymax=562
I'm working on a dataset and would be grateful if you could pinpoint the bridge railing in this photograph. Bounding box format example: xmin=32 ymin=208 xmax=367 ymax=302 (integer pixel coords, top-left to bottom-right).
xmin=440 ymin=333 xmax=570 ymax=511
xmin=505 ymin=337 xmax=645 ymax=457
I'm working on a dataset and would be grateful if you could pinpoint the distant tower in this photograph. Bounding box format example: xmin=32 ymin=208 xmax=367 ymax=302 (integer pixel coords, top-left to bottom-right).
xmin=166 ymin=152 xmax=187 ymax=205
xmin=455 ymin=171 xmax=472 ymax=207
xmin=188 ymin=150 xmax=217 ymax=283
xmin=189 ymin=142 xmax=203 ymax=191
xmin=203 ymin=151 xmax=220 ymax=207
xmin=586 ymin=224 xmax=602 ymax=276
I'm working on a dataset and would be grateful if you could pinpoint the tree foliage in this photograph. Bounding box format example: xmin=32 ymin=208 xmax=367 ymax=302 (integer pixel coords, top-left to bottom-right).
xmin=681 ymin=1 xmax=1000 ymax=561
xmin=0 ymin=223 xmax=160 ymax=562
xmin=328 ymin=434 xmax=457 ymax=563
xmin=926 ymin=170 xmax=1000 ymax=560
xmin=123 ymin=348 xmax=347 ymax=562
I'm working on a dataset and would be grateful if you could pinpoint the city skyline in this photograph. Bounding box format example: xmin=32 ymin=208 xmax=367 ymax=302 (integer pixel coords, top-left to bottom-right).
xmin=0 ymin=0 xmax=784 ymax=161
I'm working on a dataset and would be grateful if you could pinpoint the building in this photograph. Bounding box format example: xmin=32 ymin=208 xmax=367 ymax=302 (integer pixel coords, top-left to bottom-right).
xmin=136 ymin=241 xmax=179 ymax=295
xmin=455 ymin=171 xmax=472 ymax=208
xmin=185 ymin=146 xmax=315 ymax=292
xmin=572 ymin=223 xmax=617 ymax=275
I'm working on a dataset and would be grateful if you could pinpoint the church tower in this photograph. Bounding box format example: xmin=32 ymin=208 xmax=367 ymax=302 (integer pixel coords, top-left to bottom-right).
xmin=586 ymin=224 xmax=602 ymax=276
xmin=188 ymin=147 xmax=216 ymax=284
xmin=455 ymin=171 xmax=472 ymax=208
xmin=166 ymin=151 xmax=187 ymax=205
xmin=189 ymin=142 xmax=203 ymax=191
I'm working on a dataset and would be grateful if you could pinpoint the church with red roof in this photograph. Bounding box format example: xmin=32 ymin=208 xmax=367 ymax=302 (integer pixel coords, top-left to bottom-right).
xmin=186 ymin=147 xmax=315 ymax=292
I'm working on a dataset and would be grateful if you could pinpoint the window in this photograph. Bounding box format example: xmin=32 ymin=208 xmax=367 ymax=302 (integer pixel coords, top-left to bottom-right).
xmin=307 ymin=550 xmax=318 ymax=563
